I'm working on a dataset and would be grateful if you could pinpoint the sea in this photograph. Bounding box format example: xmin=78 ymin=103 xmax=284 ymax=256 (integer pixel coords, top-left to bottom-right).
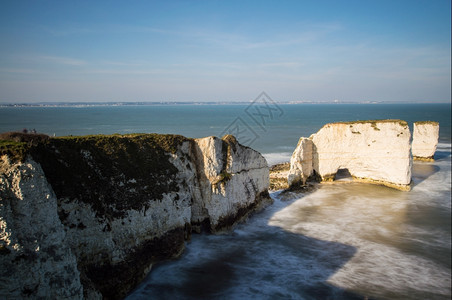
xmin=1 ymin=103 xmax=450 ymax=299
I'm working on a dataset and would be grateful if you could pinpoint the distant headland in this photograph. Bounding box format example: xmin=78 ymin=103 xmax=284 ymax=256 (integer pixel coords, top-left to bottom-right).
xmin=0 ymin=100 xmax=449 ymax=107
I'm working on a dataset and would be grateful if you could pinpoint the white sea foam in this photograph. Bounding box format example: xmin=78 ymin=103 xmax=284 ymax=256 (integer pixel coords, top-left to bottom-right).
xmin=436 ymin=142 xmax=451 ymax=150
xmin=268 ymin=149 xmax=451 ymax=299
xmin=128 ymin=145 xmax=451 ymax=300
xmin=276 ymin=145 xmax=297 ymax=151
xmin=263 ymin=152 xmax=292 ymax=166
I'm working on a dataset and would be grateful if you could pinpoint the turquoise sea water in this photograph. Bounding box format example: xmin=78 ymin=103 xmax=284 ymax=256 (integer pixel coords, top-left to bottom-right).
xmin=1 ymin=103 xmax=451 ymax=299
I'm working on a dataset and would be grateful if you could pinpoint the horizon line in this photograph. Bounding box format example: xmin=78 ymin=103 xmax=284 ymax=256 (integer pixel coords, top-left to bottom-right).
xmin=1 ymin=100 xmax=451 ymax=107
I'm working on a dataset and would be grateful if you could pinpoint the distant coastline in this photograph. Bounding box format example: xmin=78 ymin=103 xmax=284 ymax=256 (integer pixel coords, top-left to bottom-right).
xmin=0 ymin=100 xmax=450 ymax=108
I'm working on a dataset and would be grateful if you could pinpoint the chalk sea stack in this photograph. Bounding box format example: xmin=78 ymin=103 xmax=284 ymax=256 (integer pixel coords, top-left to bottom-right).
xmin=412 ymin=121 xmax=440 ymax=161
xmin=288 ymin=120 xmax=413 ymax=191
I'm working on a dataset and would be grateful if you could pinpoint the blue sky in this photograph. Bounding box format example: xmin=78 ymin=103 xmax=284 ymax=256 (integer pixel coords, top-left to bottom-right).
xmin=0 ymin=0 xmax=450 ymax=103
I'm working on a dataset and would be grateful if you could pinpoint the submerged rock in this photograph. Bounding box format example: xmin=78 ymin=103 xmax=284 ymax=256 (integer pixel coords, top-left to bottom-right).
xmin=0 ymin=133 xmax=271 ymax=299
xmin=269 ymin=162 xmax=290 ymax=190
xmin=412 ymin=121 xmax=439 ymax=161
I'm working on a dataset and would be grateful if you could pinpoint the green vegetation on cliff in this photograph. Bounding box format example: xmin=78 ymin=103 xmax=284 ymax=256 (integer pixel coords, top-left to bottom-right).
xmin=1 ymin=133 xmax=192 ymax=219
xmin=414 ymin=121 xmax=439 ymax=125
xmin=333 ymin=119 xmax=408 ymax=127
xmin=0 ymin=132 xmax=49 ymax=162
xmin=0 ymin=140 xmax=29 ymax=162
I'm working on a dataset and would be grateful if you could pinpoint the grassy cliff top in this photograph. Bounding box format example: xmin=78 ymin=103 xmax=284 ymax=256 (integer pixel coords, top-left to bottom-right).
xmin=0 ymin=132 xmax=193 ymax=219
xmin=323 ymin=119 xmax=408 ymax=127
xmin=0 ymin=139 xmax=29 ymax=162
xmin=54 ymin=133 xmax=189 ymax=154
xmin=0 ymin=132 xmax=189 ymax=162
xmin=414 ymin=121 xmax=439 ymax=126
xmin=0 ymin=132 xmax=49 ymax=161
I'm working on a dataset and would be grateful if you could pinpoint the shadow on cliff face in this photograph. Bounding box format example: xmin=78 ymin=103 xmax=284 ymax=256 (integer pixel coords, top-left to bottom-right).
xmin=128 ymin=196 xmax=366 ymax=300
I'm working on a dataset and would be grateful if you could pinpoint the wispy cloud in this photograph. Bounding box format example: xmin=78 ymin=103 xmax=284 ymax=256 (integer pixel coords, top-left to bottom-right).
xmin=0 ymin=55 xmax=87 ymax=78
xmin=111 ymin=24 xmax=176 ymax=35
xmin=182 ymin=21 xmax=343 ymax=51
xmin=100 ymin=60 xmax=147 ymax=67
xmin=43 ymin=23 xmax=177 ymax=37
xmin=0 ymin=68 xmax=40 ymax=74
xmin=38 ymin=55 xmax=87 ymax=66
xmin=42 ymin=25 xmax=98 ymax=37
xmin=258 ymin=62 xmax=303 ymax=68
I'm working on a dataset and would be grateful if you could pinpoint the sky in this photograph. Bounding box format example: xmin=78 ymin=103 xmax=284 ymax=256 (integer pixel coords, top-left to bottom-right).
xmin=0 ymin=0 xmax=450 ymax=103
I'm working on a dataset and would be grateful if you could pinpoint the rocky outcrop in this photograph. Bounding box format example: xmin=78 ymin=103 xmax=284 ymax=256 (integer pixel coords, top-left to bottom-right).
xmin=269 ymin=163 xmax=290 ymax=190
xmin=0 ymin=156 xmax=83 ymax=299
xmin=288 ymin=120 xmax=412 ymax=191
xmin=0 ymin=133 xmax=271 ymax=299
xmin=412 ymin=121 xmax=439 ymax=161
xmin=191 ymin=135 xmax=271 ymax=232
xmin=287 ymin=138 xmax=315 ymax=186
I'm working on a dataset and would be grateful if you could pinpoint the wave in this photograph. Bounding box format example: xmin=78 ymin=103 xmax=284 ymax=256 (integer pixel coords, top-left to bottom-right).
xmin=128 ymin=141 xmax=451 ymax=300
xmin=262 ymin=152 xmax=292 ymax=166
xmin=269 ymin=172 xmax=451 ymax=299
xmin=437 ymin=142 xmax=451 ymax=150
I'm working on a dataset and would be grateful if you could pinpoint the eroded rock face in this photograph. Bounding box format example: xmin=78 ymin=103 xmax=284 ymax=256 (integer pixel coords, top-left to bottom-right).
xmin=0 ymin=134 xmax=271 ymax=299
xmin=288 ymin=120 xmax=412 ymax=191
xmin=0 ymin=156 xmax=83 ymax=299
xmin=412 ymin=121 xmax=439 ymax=161
xmin=192 ymin=135 xmax=271 ymax=232
xmin=26 ymin=134 xmax=195 ymax=299
xmin=288 ymin=137 xmax=314 ymax=186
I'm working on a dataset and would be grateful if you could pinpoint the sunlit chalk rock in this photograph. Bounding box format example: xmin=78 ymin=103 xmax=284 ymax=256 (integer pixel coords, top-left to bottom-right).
xmin=412 ymin=121 xmax=439 ymax=161
xmin=288 ymin=120 xmax=412 ymax=191
xmin=192 ymin=135 xmax=272 ymax=233
xmin=288 ymin=137 xmax=314 ymax=186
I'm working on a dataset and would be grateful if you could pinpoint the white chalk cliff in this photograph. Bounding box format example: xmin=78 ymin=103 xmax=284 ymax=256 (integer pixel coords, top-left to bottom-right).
xmin=412 ymin=121 xmax=439 ymax=161
xmin=287 ymin=137 xmax=314 ymax=186
xmin=288 ymin=120 xmax=412 ymax=191
xmin=0 ymin=156 xmax=83 ymax=299
xmin=192 ymin=135 xmax=270 ymax=232
xmin=0 ymin=134 xmax=271 ymax=299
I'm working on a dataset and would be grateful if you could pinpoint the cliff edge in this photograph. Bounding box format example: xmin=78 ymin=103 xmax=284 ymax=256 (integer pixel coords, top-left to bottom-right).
xmin=0 ymin=133 xmax=271 ymax=299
